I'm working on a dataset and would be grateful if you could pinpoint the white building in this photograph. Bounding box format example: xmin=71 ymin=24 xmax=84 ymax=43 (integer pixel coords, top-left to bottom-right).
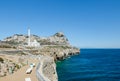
xmin=30 ymin=40 xmax=40 ymax=47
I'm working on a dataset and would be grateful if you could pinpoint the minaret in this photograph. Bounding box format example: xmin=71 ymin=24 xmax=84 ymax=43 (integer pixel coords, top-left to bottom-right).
xmin=28 ymin=28 xmax=30 ymax=46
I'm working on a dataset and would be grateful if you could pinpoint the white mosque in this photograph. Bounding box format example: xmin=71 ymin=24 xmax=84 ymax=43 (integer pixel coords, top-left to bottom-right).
xmin=27 ymin=28 xmax=40 ymax=47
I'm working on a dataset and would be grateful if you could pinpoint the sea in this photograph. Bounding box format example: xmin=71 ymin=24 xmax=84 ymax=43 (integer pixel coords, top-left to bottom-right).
xmin=56 ymin=49 xmax=120 ymax=81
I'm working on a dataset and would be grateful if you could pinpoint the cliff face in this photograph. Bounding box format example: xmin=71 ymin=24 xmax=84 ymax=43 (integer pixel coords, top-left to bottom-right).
xmin=42 ymin=56 xmax=58 ymax=81
xmin=3 ymin=32 xmax=80 ymax=58
xmin=1 ymin=32 xmax=80 ymax=81
xmin=36 ymin=46 xmax=80 ymax=61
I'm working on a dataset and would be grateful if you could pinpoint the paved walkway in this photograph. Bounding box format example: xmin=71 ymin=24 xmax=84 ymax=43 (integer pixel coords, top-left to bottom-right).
xmin=0 ymin=65 xmax=38 ymax=81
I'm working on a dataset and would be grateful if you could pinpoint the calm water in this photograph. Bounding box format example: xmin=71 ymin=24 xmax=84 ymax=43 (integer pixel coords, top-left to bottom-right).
xmin=56 ymin=49 xmax=120 ymax=81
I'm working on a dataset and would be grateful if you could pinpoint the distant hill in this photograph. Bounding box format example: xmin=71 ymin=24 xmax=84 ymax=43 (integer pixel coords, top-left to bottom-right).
xmin=3 ymin=32 xmax=70 ymax=46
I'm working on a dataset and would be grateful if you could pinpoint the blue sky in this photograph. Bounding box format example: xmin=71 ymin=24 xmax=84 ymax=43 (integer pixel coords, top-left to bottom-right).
xmin=0 ymin=0 xmax=120 ymax=48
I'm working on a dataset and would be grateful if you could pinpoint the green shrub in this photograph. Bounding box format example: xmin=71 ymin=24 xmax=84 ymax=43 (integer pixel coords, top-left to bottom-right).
xmin=0 ymin=44 xmax=12 ymax=48
xmin=15 ymin=64 xmax=20 ymax=69
xmin=0 ymin=57 xmax=4 ymax=63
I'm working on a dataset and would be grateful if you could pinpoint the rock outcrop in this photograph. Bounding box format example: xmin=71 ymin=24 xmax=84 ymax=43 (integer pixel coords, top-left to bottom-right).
xmin=0 ymin=57 xmax=24 ymax=77
xmin=48 ymin=32 xmax=69 ymax=45
xmin=3 ymin=32 xmax=70 ymax=46
xmin=39 ymin=56 xmax=58 ymax=81
xmin=1 ymin=32 xmax=80 ymax=81
xmin=36 ymin=46 xmax=80 ymax=61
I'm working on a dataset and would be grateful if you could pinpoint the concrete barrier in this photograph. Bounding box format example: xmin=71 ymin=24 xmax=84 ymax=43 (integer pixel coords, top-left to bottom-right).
xmin=36 ymin=63 xmax=45 ymax=81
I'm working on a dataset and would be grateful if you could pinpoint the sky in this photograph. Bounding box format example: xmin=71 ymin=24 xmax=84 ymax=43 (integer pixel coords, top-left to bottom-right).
xmin=0 ymin=0 xmax=120 ymax=48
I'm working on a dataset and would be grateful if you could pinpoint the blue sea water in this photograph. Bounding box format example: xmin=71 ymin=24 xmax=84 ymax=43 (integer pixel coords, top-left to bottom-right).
xmin=56 ymin=49 xmax=120 ymax=81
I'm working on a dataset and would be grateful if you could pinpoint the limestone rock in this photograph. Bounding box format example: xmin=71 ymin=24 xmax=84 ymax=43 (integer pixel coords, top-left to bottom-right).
xmin=3 ymin=32 xmax=70 ymax=46
xmin=0 ymin=57 xmax=22 ymax=77
xmin=42 ymin=57 xmax=58 ymax=81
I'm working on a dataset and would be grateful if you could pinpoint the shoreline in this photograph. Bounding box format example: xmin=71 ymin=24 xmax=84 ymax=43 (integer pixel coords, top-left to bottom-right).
xmin=39 ymin=47 xmax=80 ymax=81
xmin=0 ymin=32 xmax=80 ymax=81
xmin=0 ymin=47 xmax=80 ymax=81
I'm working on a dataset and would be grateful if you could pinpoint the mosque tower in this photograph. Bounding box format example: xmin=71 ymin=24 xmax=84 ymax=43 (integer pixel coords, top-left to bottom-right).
xmin=28 ymin=28 xmax=31 ymax=46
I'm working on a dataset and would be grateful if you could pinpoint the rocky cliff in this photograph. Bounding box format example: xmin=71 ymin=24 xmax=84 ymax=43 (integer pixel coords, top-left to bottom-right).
xmin=1 ymin=32 xmax=80 ymax=81
xmin=37 ymin=56 xmax=58 ymax=81
xmin=3 ymin=32 xmax=70 ymax=46
xmin=36 ymin=45 xmax=79 ymax=61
